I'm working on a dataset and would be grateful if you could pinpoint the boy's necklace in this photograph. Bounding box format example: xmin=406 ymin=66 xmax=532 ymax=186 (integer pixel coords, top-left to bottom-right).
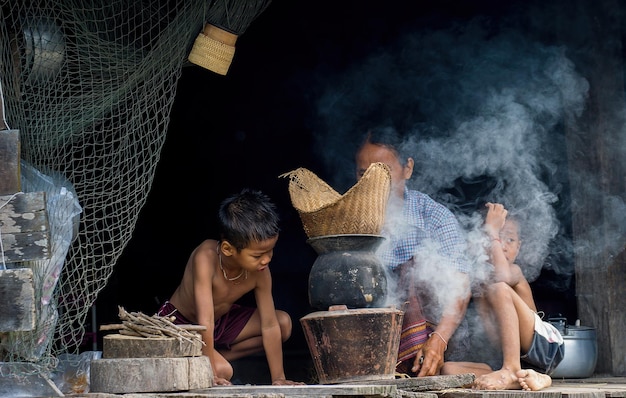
xmin=217 ymin=243 xmax=247 ymax=284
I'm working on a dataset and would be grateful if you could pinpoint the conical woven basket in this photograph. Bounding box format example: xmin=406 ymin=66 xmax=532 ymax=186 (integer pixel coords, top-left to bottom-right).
xmin=280 ymin=162 xmax=391 ymax=238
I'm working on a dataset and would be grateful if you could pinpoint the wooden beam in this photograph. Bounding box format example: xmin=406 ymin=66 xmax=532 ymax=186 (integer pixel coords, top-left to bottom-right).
xmin=0 ymin=191 xmax=50 ymax=263
xmin=102 ymin=334 xmax=203 ymax=358
xmin=356 ymin=374 xmax=475 ymax=391
xmin=195 ymin=384 xmax=400 ymax=397
xmin=0 ymin=268 xmax=35 ymax=331
xmin=90 ymin=356 xmax=213 ymax=393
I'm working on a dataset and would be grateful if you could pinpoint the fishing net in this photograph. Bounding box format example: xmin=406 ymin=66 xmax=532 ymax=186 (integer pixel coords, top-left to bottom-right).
xmin=0 ymin=0 xmax=271 ymax=383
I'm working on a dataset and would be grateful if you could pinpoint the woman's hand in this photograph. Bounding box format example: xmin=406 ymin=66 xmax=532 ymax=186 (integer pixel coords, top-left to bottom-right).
xmin=413 ymin=335 xmax=446 ymax=376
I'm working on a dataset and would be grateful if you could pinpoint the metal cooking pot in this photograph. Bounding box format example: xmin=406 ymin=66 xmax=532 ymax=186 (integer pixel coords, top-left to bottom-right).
xmin=549 ymin=317 xmax=598 ymax=378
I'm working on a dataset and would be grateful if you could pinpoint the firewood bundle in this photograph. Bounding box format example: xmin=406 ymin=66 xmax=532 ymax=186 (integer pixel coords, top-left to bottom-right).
xmin=99 ymin=306 xmax=205 ymax=346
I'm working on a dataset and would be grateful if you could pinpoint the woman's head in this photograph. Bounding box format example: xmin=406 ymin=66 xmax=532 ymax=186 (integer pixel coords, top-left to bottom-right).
xmin=218 ymin=188 xmax=280 ymax=251
xmin=355 ymin=126 xmax=413 ymax=198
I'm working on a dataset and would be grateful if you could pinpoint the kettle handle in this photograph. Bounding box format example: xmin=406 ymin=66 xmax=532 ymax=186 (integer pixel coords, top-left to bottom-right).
xmin=547 ymin=316 xmax=569 ymax=335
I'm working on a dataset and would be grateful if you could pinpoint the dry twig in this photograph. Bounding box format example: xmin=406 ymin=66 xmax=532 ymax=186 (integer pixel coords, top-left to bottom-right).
xmin=99 ymin=306 xmax=206 ymax=346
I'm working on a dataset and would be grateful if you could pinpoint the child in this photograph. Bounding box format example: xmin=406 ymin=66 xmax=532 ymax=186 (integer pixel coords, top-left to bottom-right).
xmin=157 ymin=188 xmax=304 ymax=386
xmin=442 ymin=202 xmax=564 ymax=391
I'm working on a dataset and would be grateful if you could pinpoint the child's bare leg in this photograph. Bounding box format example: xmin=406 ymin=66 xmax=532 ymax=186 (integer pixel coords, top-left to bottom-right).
xmin=220 ymin=336 xmax=264 ymax=361
xmin=441 ymin=361 xmax=492 ymax=376
xmin=213 ymin=351 xmax=234 ymax=384
xmin=275 ymin=310 xmax=293 ymax=342
xmin=473 ymin=368 xmax=521 ymax=390
xmin=517 ymin=369 xmax=552 ymax=391
xmin=472 ymin=282 xmax=536 ymax=390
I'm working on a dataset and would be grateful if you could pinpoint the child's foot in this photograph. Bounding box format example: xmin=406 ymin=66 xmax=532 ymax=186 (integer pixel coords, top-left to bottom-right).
xmin=516 ymin=369 xmax=552 ymax=391
xmin=472 ymin=369 xmax=520 ymax=390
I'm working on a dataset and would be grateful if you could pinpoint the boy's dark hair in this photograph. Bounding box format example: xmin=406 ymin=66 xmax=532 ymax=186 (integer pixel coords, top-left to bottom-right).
xmin=218 ymin=188 xmax=280 ymax=251
xmin=358 ymin=125 xmax=411 ymax=167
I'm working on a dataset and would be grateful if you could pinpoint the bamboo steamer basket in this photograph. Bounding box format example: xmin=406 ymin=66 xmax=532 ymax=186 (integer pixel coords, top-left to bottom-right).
xmin=281 ymin=162 xmax=391 ymax=238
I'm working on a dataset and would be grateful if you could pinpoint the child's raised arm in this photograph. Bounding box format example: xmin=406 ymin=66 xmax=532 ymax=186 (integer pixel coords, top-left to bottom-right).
xmin=484 ymin=203 xmax=521 ymax=286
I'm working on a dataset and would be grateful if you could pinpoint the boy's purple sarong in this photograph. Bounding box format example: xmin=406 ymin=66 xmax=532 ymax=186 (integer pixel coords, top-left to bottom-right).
xmin=157 ymin=301 xmax=256 ymax=349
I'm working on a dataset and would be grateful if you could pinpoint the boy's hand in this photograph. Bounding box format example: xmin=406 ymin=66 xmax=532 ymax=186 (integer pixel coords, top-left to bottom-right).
xmin=272 ymin=378 xmax=306 ymax=386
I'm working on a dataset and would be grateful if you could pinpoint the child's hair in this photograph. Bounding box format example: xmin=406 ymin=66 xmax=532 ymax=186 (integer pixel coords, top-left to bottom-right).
xmin=505 ymin=211 xmax=524 ymax=240
xmin=218 ymin=188 xmax=280 ymax=251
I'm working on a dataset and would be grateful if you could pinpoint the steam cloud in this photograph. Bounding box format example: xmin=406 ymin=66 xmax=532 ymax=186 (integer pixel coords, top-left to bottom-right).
xmin=302 ymin=3 xmax=626 ymax=369
xmin=312 ymin=18 xmax=594 ymax=287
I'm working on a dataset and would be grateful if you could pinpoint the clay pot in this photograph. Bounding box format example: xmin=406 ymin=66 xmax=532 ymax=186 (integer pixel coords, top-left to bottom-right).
xmin=300 ymin=305 xmax=404 ymax=384
xmin=307 ymin=234 xmax=387 ymax=310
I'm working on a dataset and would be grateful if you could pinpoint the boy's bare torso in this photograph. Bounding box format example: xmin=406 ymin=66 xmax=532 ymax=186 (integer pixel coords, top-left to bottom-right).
xmin=168 ymin=239 xmax=258 ymax=322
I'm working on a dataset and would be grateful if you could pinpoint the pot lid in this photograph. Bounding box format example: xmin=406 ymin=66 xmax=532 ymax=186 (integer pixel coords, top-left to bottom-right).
xmin=301 ymin=305 xmax=403 ymax=320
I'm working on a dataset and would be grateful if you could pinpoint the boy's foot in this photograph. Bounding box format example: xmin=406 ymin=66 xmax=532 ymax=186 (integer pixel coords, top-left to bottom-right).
xmin=472 ymin=369 xmax=520 ymax=390
xmin=516 ymin=369 xmax=552 ymax=391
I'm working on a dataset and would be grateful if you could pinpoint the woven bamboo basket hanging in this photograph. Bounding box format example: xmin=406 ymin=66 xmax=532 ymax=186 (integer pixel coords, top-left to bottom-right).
xmin=188 ymin=0 xmax=273 ymax=75
xmin=280 ymin=162 xmax=391 ymax=238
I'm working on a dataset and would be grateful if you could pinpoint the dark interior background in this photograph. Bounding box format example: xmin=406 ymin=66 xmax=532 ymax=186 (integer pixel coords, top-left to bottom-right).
xmin=94 ymin=0 xmax=581 ymax=359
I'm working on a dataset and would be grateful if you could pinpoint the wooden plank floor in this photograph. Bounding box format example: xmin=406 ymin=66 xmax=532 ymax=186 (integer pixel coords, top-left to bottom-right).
xmin=81 ymin=375 xmax=626 ymax=398
xmin=550 ymin=377 xmax=626 ymax=398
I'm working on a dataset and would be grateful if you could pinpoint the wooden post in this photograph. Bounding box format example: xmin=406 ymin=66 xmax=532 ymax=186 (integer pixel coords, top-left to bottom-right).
xmin=0 ymin=191 xmax=50 ymax=332
xmin=0 ymin=268 xmax=35 ymax=331
xmin=0 ymin=129 xmax=20 ymax=195
xmin=557 ymin=0 xmax=626 ymax=376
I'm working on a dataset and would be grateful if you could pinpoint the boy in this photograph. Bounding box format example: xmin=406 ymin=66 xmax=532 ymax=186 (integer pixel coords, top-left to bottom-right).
xmin=157 ymin=188 xmax=304 ymax=386
xmin=442 ymin=202 xmax=564 ymax=391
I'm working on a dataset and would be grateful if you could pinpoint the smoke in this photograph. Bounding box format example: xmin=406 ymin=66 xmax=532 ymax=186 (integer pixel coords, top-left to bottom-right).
xmin=312 ymin=17 xmax=591 ymax=287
